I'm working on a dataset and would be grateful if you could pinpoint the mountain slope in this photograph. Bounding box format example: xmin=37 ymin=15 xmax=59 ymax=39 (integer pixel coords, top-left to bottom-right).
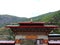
xmin=0 ymin=15 xmax=29 ymax=27
xmin=31 ymin=12 xmax=55 ymax=22
xmin=31 ymin=10 xmax=60 ymax=24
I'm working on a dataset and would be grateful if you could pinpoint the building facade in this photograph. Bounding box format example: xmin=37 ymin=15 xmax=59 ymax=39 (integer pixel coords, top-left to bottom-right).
xmin=6 ymin=22 xmax=58 ymax=45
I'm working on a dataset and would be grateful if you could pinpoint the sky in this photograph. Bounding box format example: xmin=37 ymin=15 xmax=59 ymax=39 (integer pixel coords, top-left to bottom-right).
xmin=0 ymin=0 xmax=60 ymax=18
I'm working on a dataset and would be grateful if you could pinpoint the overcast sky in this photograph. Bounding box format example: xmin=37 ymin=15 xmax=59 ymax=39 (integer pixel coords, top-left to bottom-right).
xmin=0 ymin=0 xmax=60 ymax=18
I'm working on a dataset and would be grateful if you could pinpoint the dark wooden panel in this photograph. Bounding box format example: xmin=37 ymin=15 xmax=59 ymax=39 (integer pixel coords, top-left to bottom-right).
xmin=11 ymin=28 xmax=51 ymax=35
xmin=14 ymin=32 xmax=49 ymax=35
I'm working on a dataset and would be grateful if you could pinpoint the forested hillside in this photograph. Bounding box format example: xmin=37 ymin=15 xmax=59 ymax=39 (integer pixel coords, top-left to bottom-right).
xmin=32 ymin=10 xmax=60 ymax=23
xmin=0 ymin=15 xmax=29 ymax=27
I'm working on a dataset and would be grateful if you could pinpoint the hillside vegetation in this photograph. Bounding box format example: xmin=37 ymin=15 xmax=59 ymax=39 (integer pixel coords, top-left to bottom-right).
xmin=32 ymin=10 xmax=60 ymax=24
xmin=0 ymin=15 xmax=29 ymax=27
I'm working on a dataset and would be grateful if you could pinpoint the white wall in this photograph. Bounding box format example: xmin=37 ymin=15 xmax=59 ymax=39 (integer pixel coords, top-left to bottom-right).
xmin=15 ymin=35 xmax=48 ymax=39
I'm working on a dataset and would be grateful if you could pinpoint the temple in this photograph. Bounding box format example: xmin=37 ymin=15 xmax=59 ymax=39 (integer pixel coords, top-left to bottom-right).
xmin=6 ymin=22 xmax=58 ymax=45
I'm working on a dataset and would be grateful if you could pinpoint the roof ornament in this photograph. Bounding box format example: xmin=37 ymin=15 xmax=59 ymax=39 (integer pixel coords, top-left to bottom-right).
xmin=30 ymin=19 xmax=33 ymax=22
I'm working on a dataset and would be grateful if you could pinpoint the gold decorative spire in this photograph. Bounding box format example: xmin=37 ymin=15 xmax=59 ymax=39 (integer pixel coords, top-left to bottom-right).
xmin=31 ymin=19 xmax=32 ymax=22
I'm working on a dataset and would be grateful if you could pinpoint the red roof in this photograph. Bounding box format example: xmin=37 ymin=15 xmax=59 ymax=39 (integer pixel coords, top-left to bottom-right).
xmin=6 ymin=22 xmax=59 ymax=28
xmin=18 ymin=22 xmax=45 ymax=24
xmin=6 ymin=26 xmax=58 ymax=28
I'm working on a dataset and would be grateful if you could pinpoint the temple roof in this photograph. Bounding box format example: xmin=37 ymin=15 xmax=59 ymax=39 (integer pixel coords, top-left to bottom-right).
xmin=6 ymin=22 xmax=58 ymax=28
xmin=6 ymin=22 xmax=59 ymax=28
xmin=5 ymin=22 xmax=59 ymax=35
xmin=18 ymin=22 xmax=45 ymax=24
xmin=6 ymin=26 xmax=58 ymax=28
